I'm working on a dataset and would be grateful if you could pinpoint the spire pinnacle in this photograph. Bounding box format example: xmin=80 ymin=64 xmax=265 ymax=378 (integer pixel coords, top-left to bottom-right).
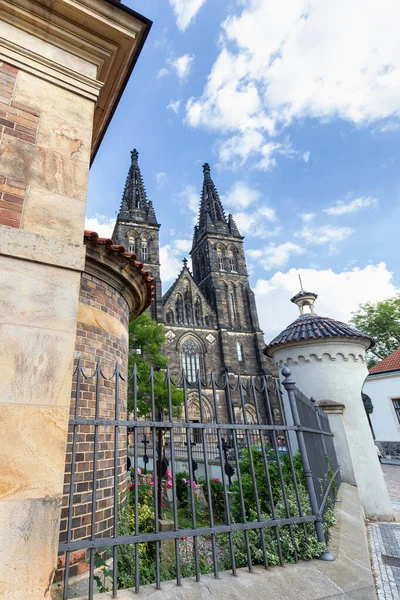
xmin=197 ymin=162 xmax=228 ymax=232
xmin=118 ymin=147 xmax=155 ymax=220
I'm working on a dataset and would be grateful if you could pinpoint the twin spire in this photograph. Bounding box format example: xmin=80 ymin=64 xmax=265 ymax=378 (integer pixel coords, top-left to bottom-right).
xmin=118 ymin=149 xmax=157 ymax=224
xmin=117 ymin=150 xmax=240 ymax=237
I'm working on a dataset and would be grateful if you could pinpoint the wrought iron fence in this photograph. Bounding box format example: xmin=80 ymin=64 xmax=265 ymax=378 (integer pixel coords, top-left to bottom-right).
xmin=57 ymin=360 xmax=340 ymax=599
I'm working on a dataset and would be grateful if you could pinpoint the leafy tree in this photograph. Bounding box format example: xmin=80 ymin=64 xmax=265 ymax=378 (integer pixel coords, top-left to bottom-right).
xmin=350 ymin=294 xmax=400 ymax=366
xmin=128 ymin=312 xmax=183 ymax=416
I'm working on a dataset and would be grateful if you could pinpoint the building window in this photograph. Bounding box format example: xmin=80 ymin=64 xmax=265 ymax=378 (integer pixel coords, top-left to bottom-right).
xmin=229 ymin=292 xmax=236 ymax=323
xmin=229 ymin=255 xmax=236 ymax=272
xmin=237 ymin=341 xmax=243 ymax=362
xmin=393 ymin=399 xmax=400 ymax=425
xmin=218 ymin=255 xmax=224 ymax=271
xmin=141 ymin=239 xmax=148 ymax=261
xmin=128 ymin=237 xmax=135 ymax=254
xmin=182 ymin=339 xmax=200 ymax=383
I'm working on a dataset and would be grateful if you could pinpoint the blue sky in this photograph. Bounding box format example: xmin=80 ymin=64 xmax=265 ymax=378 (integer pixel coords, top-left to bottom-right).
xmin=86 ymin=0 xmax=400 ymax=342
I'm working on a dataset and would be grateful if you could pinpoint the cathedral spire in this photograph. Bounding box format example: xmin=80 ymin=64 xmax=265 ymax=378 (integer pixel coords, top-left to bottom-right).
xmin=198 ymin=163 xmax=227 ymax=231
xmin=193 ymin=163 xmax=241 ymax=241
xmin=118 ymin=148 xmax=149 ymax=216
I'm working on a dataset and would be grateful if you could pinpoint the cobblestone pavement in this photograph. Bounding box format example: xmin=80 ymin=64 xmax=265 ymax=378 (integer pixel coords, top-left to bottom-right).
xmin=383 ymin=465 xmax=400 ymax=510
xmin=368 ymin=465 xmax=400 ymax=599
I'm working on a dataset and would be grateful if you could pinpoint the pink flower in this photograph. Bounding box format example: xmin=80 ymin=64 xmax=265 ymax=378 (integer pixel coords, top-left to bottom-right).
xmin=182 ymin=478 xmax=187 ymax=484
xmin=149 ymin=481 xmax=154 ymax=487
xmin=166 ymin=470 xmax=172 ymax=478
xmin=137 ymin=467 xmax=142 ymax=475
xmin=214 ymin=478 xmax=220 ymax=483
xmin=192 ymin=482 xmax=197 ymax=490
xmin=167 ymin=481 xmax=173 ymax=489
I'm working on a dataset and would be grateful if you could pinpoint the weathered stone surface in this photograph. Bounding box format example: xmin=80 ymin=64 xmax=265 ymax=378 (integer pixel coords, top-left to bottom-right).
xmin=37 ymin=112 xmax=91 ymax=163
xmin=0 ymin=223 xmax=86 ymax=270
xmin=77 ymin=303 xmax=128 ymax=345
xmin=0 ymin=497 xmax=63 ymax=600
xmin=0 ymin=135 xmax=89 ymax=202
xmin=0 ymin=405 xmax=69 ymax=501
xmin=22 ymin=186 xmax=86 ymax=243
xmin=0 ymin=324 xmax=76 ymax=406
xmin=0 ymin=255 xmax=81 ymax=332
xmin=14 ymin=70 xmax=94 ymax=129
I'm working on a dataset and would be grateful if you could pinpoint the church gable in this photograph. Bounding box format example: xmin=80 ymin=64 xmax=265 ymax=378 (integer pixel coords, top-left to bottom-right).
xmin=163 ymin=264 xmax=216 ymax=328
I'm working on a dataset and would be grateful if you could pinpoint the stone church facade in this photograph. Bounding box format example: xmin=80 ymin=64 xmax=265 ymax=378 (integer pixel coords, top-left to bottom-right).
xmin=113 ymin=150 xmax=272 ymax=422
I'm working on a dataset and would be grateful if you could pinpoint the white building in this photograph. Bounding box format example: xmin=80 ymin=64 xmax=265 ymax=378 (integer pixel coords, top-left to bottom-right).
xmin=363 ymin=348 xmax=400 ymax=460
xmin=264 ymin=289 xmax=393 ymax=521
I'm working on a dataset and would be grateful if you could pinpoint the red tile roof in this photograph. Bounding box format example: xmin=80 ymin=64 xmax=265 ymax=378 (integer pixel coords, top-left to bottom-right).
xmin=369 ymin=348 xmax=400 ymax=374
xmin=84 ymin=230 xmax=154 ymax=306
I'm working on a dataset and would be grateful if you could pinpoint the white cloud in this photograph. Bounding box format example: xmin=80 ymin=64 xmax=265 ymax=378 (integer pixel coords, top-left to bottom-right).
xmin=156 ymin=172 xmax=167 ymax=189
xmin=303 ymin=151 xmax=311 ymax=163
xmin=300 ymin=212 xmax=316 ymax=222
xmin=296 ymin=225 xmax=353 ymax=245
xmin=85 ymin=214 xmax=115 ymax=239
xmin=160 ymin=239 xmax=192 ymax=285
xmin=186 ymin=0 xmax=400 ymax=167
xmin=170 ymin=54 xmax=195 ymax=81
xmin=221 ymin=180 xmax=261 ymax=210
xmin=175 ymin=184 xmax=199 ymax=223
xmin=156 ymin=67 xmax=169 ymax=80
xmin=235 ymin=212 xmax=280 ymax=238
xmin=323 ymin=196 xmax=379 ymax=216
xmin=169 ymin=0 xmax=207 ymax=31
xmin=167 ymin=99 xmax=181 ymax=114
xmin=254 ymin=263 xmax=398 ymax=343
xmin=374 ymin=120 xmax=400 ymax=133
xmin=248 ymin=242 xmax=305 ymax=270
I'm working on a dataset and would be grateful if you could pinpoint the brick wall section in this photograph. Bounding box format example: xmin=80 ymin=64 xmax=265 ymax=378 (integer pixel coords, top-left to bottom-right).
xmin=57 ymin=273 xmax=129 ymax=580
xmin=0 ymin=61 xmax=40 ymax=229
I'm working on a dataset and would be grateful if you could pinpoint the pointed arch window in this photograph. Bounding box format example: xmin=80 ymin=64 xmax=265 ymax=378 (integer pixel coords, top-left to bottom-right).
xmin=237 ymin=341 xmax=244 ymax=362
xmin=229 ymin=292 xmax=237 ymax=323
xmin=135 ymin=188 xmax=141 ymax=209
xmin=182 ymin=339 xmax=200 ymax=383
xmin=141 ymin=238 xmax=148 ymax=261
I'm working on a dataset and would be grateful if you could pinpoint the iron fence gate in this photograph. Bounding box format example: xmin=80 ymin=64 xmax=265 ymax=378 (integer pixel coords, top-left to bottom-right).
xmin=57 ymin=360 xmax=340 ymax=599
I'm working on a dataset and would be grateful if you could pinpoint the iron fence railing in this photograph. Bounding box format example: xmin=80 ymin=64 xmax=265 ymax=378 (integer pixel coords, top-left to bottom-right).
xmin=58 ymin=360 xmax=340 ymax=599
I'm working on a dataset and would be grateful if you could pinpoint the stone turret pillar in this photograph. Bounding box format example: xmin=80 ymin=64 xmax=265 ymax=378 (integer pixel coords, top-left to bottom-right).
xmin=0 ymin=1 xmax=150 ymax=598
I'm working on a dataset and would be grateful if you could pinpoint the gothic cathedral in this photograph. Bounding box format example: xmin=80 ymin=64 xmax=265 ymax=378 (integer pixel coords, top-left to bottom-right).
xmin=112 ymin=150 xmax=271 ymax=420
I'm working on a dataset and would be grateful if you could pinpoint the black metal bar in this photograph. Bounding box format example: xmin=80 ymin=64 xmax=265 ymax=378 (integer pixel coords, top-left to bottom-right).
xmin=166 ymin=368 xmax=181 ymax=586
xmin=89 ymin=360 xmax=102 ymax=600
xmin=250 ymin=376 xmax=283 ymax=565
xmin=319 ymin=467 xmax=341 ymax=514
xmin=282 ymin=367 xmax=335 ymax=562
xmin=238 ymin=375 xmax=268 ymax=569
xmin=274 ymin=378 xmax=308 ymax=542
xmin=225 ymin=374 xmax=253 ymax=572
xmin=182 ymin=373 xmax=200 ymax=581
xmin=263 ymin=376 xmax=298 ymax=563
xmin=133 ymin=363 xmax=140 ymax=592
xmin=59 ymin=514 xmax=317 ymax=552
xmin=69 ymin=418 xmax=332 ymax=435
xmin=63 ymin=358 xmax=82 ymax=600
xmin=211 ymin=373 xmax=236 ymax=575
xmin=149 ymin=366 xmax=161 ymax=590
xmin=112 ymin=363 xmax=120 ymax=598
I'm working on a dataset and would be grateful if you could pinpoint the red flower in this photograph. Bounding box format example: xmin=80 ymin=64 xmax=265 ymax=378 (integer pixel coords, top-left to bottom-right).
xmin=129 ymin=483 xmax=134 ymax=490
xmin=180 ymin=536 xmax=187 ymax=541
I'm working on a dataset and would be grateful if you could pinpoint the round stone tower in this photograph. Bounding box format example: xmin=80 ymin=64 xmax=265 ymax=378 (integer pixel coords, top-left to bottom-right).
xmin=264 ymin=290 xmax=393 ymax=521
